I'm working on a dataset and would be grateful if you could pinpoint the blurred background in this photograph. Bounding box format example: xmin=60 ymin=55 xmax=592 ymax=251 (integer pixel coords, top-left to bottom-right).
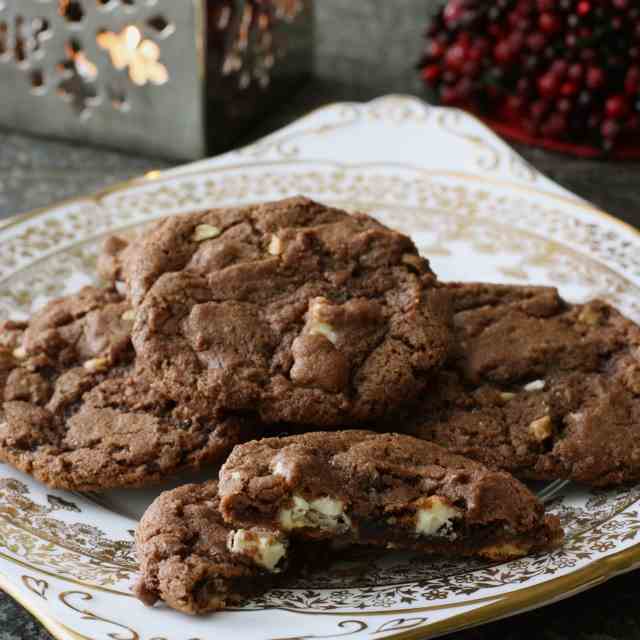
xmin=1 ymin=1 xmax=640 ymax=639
xmin=1 ymin=0 xmax=639 ymax=225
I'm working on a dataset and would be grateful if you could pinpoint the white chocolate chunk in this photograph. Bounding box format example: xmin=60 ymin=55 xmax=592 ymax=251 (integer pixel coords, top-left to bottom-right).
xmin=273 ymin=459 xmax=293 ymax=482
xmin=578 ymin=306 xmax=602 ymax=326
xmin=192 ymin=224 xmax=221 ymax=242
xmin=311 ymin=496 xmax=345 ymax=518
xmin=227 ymin=529 xmax=287 ymax=572
xmin=279 ymin=494 xmax=351 ymax=532
xmin=309 ymin=321 xmax=338 ymax=345
xmin=415 ymin=496 xmax=461 ymax=537
xmin=268 ymin=234 xmax=283 ymax=256
xmin=83 ymin=357 xmax=110 ymax=373
xmin=529 ymin=415 xmax=553 ymax=442
xmin=12 ymin=347 xmax=27 ymax=360
xmin=524 ymin=379 xmax=545 ymax=392
xmin=307 ymin=298 xmax=338 ymax=345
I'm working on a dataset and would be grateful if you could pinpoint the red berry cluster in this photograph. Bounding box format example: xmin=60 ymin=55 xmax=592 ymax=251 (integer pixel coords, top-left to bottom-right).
xmin=419 ymin=0 xmax=640 ymax=153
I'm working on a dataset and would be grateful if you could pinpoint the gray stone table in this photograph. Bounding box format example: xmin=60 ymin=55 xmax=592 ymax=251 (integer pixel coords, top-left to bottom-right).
xmin=1 ymin=1 xmax=640 ymax=639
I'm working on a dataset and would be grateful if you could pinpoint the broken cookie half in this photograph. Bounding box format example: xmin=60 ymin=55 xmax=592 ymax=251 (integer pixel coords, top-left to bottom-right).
xmin=219 ymin=431 xmax=563 ymax=561
xmin=136 ymin=432 xmax=562 ymax=614
xmin=135 ymin=480 xmax=291 ymax=614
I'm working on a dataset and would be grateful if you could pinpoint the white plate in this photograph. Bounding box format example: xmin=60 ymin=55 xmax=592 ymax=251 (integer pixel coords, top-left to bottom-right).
xmin=1 ymin=95 xmax=640 ymax=640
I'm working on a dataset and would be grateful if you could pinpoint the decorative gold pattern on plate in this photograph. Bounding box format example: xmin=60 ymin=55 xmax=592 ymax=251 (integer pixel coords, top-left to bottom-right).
xmin=21 ymin=575 xmax=48 ymax=600
xmin=59 ymin=591 xmax=139 ymax=640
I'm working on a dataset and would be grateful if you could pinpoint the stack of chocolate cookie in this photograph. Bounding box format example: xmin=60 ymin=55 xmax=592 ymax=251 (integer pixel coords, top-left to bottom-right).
xmin=1 ymin=197 xmax=639 ymax=615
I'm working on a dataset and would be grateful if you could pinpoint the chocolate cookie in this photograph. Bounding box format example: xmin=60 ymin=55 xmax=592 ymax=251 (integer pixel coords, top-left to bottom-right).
xmin=97 ymin=234 xmax=136 ymax=285
xmin=400 ymin=283 xmax=640 ymax=487
xmin=0 ymin=287 xmax=258 ymax=490
xmin=135 ymin=480 xmax=290 ymax=614
xmin=127 ymin=197 xmax=452 ymax=427
xmin=219 ymin=431 xmax=562 ymax=560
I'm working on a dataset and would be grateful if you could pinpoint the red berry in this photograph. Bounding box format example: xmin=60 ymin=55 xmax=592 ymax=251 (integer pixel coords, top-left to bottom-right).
xmin=625 ymin=66 xmax=640 ymax=95
xmin=558 ymin=98 xmax=573 ymax=113
xmin=494 ymin=41 xmax=513 ymax=64
xmin=527 ymin=32 xmax=547 ymax=51
xmin=429 ymin=41 xmax=445 ymax=59
xmin=445 ymin=44 xmax=467 ymax=71
xmin=605 ymin=95 xmax=630 ymax=119
xmin=539 ymin=12 xmax=561 ymax=33
xmin=538 ymin=73 xmax=559 ymax=97
xmin=586 ymin=66 xmax=605 ymax=89
xmin=567 ymin=63 xmax=584 ymax=82
xmin=422 ymin=65 xmax=441 ymax=84
xmin=601 ymin=118 xmax=621 ymax=140
xmin=560 ymin=81 xmax=578 ymax=96
xmin=576 ymin=2 xmax=592 ymax=16
xmin=440 ymin=86 xmax=459 ymax=104
xmin=419 ymin=0 xmax=640 ymax=153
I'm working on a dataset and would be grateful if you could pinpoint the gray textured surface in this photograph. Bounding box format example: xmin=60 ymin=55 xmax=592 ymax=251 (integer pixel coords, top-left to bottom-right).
xmin=1 ymin=1 xmax=640 ymax=639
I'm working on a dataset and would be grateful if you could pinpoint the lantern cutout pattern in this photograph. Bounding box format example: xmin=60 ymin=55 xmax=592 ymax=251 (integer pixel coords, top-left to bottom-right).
xmin=0 ymin=1 xmax=311 ymax=158
xmin=0 ymin=1 xmax=173 ymax=115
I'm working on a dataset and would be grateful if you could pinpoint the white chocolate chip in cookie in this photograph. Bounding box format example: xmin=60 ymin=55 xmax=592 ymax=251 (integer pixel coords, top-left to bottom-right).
xmin=578 ymin=306 xmax=602 ymax=326
xmin=227 ymin=529 xmax=287 ymax=572
xmin=279 ymin=494 xmax=351 ymax=532
xmin=84 ymin=357 xmax=110 ymax=373
xmin=121 ymin=310 xmax=136 ymax=322
xmin=268 ymin=234 xmax=283 ymax=256
xmin=414 ymin=496 xmax=461 ymax=538
xmin=192 ymin=224 xmax=221 ymax=242
xmin=272 ymin=459 xmax=293 ymax=482
xmin=12 ymin=347 xmax=27 ymax=360
xmin=524 ymin=379 xmax=545 ymax=392
xmin=307 ymin=298 xmax=338 ymax=345
xmin=529 ymin=415 xmax=553 ymax=442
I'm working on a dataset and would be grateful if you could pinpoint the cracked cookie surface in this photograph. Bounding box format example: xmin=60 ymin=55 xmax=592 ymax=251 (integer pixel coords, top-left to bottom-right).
xmin=399 ymin=283 xmax=640 ymax=487
xmin=219 ymin=430 xmax=562 ymax=560
xmin=127 ymin=197 xmax=452 ymax=426
xmin=0 ymin=287 xmax=258 ymax=490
